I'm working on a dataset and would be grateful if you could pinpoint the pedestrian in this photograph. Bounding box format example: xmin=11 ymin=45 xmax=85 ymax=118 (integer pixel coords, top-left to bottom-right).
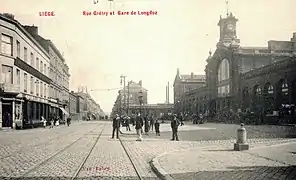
xmin=155 ymin=119 xmax=160 ymax=136
xmin=42 ymin=116 xmax=46 ymax=128
xmin=135 ymin=113 xmax=143 ymax=141
xmin=56 ymin=117 xmax=60 ymax=126
xmin=125 ymin=116 xmax=131 ymax=131
xmin=150 ymin=115 xmax=154 ymax=131
xmin=112 ymin=114 xmax=120 ymax=139
xmin=144 ymin=115 xmax=149 ymax=135
xmin=67 ymin=115 xmax=71 ymax=126
xmin=179 ymin=114 xmax=184 ymax=126
xmin=171 ymin=114 xmax=180 ymax=141
xmin=50 ymin=114 xmax=54 ymax=129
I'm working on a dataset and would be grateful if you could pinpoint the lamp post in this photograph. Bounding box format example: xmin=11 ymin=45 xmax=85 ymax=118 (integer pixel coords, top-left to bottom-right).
xmin=138 ymin=89 xmax=143 ymax=117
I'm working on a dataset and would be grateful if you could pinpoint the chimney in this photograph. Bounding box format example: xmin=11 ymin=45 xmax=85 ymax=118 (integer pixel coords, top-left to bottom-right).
xmin=2 ymin=13 xmax=15 ymax=20
xmin=23 ymin=25 xmax=38 ymax=35
xmin=191 ymin=72 xmax=194 ymax=78
xmin=139 ymin=80 xmax=142 ymax=87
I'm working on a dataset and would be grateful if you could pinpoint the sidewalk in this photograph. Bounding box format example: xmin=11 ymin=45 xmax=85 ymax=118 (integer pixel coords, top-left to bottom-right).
xmin=150 ymin=140 xmax=296 ymax=180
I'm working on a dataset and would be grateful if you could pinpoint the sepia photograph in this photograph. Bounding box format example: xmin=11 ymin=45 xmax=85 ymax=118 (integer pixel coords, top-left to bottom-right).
xmin=0 ymin=0 xmax=295 ymax=179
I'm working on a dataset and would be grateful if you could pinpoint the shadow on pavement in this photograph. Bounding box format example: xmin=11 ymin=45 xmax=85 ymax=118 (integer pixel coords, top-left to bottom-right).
xmin=0 ymin=176 xmax=157 ymax=180
xmin=169 ymin=165 xmax=296 ymax=180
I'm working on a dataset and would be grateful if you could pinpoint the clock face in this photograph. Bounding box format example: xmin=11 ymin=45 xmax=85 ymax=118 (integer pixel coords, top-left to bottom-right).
xmin=227 ymin=24 xmax=234 ymax=31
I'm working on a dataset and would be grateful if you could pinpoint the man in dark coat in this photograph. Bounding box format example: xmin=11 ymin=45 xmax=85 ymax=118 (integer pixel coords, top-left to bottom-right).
xmin=171 ymin=114 xmax=180 ymax=141
xmin=150 ymin=115 xmax=155 ymax=131
xmin=112 ymin=114 xmax=120 ymax=139
xmin=135 ymin=113 xmax=143 ymax=141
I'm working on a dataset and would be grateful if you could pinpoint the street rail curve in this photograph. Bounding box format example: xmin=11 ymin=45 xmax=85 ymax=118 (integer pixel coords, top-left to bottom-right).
xmin=19 ymin=124 xmax=103 ymax=178
xmin=71 ymin=124 xmax=106 ymax=180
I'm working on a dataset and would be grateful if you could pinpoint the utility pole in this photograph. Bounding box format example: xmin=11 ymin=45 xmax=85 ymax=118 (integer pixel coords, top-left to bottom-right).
xmin=127 ymin=81 xmax=130 ymax=116
xmin=167 ymin=81 xmax=170 ymax=104
xmin=119 ymin=90 xmax=122 ymax=117
xmin=120 ymin=75 xmax=127 ymax=115
xmin=123 ymin=76 xmax=126 ymax=115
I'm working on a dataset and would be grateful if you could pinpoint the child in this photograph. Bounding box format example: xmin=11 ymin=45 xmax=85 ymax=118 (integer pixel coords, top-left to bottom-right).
xmin=155 ymin=119 xmax=160 ymax=136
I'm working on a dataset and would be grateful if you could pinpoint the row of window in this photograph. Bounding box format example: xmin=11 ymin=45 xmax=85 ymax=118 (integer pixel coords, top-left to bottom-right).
xmin=49 ymin=86 xmax=69 ymax=101
xmin=1 ymin=34 xmax=49 ymax=77
xmin=253 ymin=82 xmax=289 ymax=96
xmin=1 ymin=65 xmax=47 ymax=98
xmin=50 ymin=68 xmax=69 ymax=88
xmin=1 ymin=64 xmax=69 ymax=101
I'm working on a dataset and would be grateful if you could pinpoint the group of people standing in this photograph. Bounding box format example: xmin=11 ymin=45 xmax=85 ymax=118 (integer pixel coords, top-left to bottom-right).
xmin=46 ymin=113 xmax=71 ymax=128
xmin=112 ymin=113 xmax=182 ymax=141
xmin=112 ymin=114 xmax=160 ymax=140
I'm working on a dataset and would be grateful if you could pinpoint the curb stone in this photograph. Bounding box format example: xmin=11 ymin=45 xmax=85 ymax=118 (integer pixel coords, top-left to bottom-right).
xmin=149 ymin=138 xmax=296 ymax=180
xmin=150 ymin=151 xmax=176 ymax=180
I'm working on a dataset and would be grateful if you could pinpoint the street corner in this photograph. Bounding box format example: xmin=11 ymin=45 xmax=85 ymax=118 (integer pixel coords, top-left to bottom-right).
xmin=150 ymin=153 xmax=174 ymax=180
xmin=150 ymin=143 xmax=296 ymax=180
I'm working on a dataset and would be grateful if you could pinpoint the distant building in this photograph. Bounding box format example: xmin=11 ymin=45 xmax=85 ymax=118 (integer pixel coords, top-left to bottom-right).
xmin=69 ymin=91 xmax=78 ymax=120
xmin=173 ymin=70 xmax=206 ymax=113
xmin=75 ymin=86 xmax=104 ymax=120
xmin=112 ymin=80 xmax=148 ymax=116
xmin=75 ymin=94 xmax=85 ymax=120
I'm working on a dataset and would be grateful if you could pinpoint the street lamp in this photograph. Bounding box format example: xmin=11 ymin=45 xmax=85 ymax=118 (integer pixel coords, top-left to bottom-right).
xmin=138 ymin=89 xmax=143 ymax=117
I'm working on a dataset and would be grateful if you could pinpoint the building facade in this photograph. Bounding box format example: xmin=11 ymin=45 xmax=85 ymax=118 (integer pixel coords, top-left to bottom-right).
xmin=69 ymin=91 xmax=78 ymax=120
xmin=75 ymin=87 xmax=104 ymax=120
xmin=124 ymin=80 xmax=148 ymax=105
xmin=111 ymin=80 xmax=148 ymax=116
xmin=173 ymin=70 xmax=206 ymax=113
xmin=0 ymin=13 xmax=51 ymax=128
xmin=177 ymin=12 xmax=296 ymax=124
xmin=128 ymin=103 xmax=174 ymax=118
xmin=23 ymin=26 xmax=71 ymax=121
xmin=75 ymin=93 xmax=85 ymax=120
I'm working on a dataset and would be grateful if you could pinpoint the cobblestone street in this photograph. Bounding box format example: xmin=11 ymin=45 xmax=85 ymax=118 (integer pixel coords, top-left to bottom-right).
xmin=0 ymin=121 xmax=296 ymax=179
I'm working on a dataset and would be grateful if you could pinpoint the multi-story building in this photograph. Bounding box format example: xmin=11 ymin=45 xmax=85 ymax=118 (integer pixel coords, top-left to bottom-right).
xmin=75 ymin=93 xmax=85 ymax=120
xmin=0 ymin=13 xmax=51 ymax=128
xmin=23 ymin=25 xmax=71 ymax=121
xmin=69 ymin=91 xmax=78 ymax=120
xmin=75 ymin=86 xmax=104 ymax=120
xmin=124 ymin=80 xmax=148 ymax=105
xmin=178 ymin=12 xmax=296 ymax=124
xmin=111 ymin=80 xmax=148 ymax=117
xmin=173 ymin=70 xmax=206 ymax=113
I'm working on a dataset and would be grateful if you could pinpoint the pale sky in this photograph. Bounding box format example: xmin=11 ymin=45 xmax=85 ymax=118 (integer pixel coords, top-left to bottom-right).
xmin=1 ymin=0 xmax=295 ymax=114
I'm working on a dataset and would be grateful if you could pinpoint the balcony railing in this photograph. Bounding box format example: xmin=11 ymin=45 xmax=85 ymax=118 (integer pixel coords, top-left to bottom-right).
xmin=0 ymin=83 xmax=20 ymax=94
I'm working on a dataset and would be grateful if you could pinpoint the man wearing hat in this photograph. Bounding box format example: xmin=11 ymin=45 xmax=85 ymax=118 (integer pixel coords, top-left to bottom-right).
xmin=171 ymin=114 xmax=180 ymax=141
xmin=135 ymin=113 xmax=144 ymax=141
xmin=112 ymin=114 xmax=121 ymax=139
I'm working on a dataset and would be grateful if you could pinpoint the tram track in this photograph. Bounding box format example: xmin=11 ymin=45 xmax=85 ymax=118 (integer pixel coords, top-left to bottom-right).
xmin=18 ymin=124 xmax=104 ymax=178
xmin=71 ymin=124 xmax=106 ymax=180
xmin=13 ymin=122 xmax=143 ymax=179
xmin=0 ymin=123 xmax=97 ymax=160
xmin=71 ymin=124 xmax=142 ymax=180
xmin=119 ymin=136 xmax=143 ymax=180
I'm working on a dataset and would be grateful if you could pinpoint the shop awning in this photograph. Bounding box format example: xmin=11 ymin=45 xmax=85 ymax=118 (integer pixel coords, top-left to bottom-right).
xmin=59 ymin=107 xmax=69 ymax=116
